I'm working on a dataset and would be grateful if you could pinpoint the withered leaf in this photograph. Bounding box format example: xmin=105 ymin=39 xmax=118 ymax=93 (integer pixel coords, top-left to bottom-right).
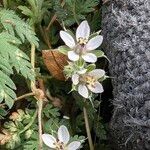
xmin=42 ymin=50 xmax=68 ymax=81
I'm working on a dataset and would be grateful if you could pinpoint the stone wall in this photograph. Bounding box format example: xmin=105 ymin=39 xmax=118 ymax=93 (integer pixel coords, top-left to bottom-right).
xmin=102 ymin=0 xmax=150 ymax=149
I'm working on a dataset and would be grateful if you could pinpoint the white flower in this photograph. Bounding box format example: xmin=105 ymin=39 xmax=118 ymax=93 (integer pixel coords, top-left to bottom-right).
xmin=42 ymin=125 xmax=81 ymax=150
xmin=72 ymin=69 xmax=105 ymax=98
xmin=60 ymin=20 xmax=103 ymax=63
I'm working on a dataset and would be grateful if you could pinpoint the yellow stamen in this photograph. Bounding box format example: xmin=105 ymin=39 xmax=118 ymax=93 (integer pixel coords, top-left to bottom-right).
xmin=81 ymin=75 xmax=96 ymax=87
xmin=54 ymin=141 xmax=65 ymax=150
xmin=78 ymin=37 xmax=88 ymax=45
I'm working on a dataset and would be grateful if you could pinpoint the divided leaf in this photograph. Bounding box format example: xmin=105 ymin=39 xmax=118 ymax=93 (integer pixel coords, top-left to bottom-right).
xmin=0 ymin=9 xmax=39 ymax=108
xmin=0 ymin=9 xmax=39 ymax=47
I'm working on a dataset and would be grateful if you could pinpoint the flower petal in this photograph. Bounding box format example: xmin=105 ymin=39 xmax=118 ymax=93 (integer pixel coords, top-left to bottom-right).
xmin=58 ymin=125 xmax=70 ymax=144
xmin=67 ymin=141 xmax=81 ymax=150
xmin=82 ymin=53 xmax=97 ymax=63
xmin=78 ymin=84 xmax=89 ymax=98
xmin=42 ymin=134 xmax=56 ymax=148
xmin=78 ymin=68 xmax=87 ymax=74
xmin=87 ymin=82 xmax=104 ymax=93
xmin=72 ymin=74 xmax=79 ymax=85
xmin=76 ymin=20 xmax=90 ymax=40
xmin=68 ymin=51 xmax=79 ymax=61
xmin=60 ymin=31 xmax=75 ymax=48
xmin=86 ymin=35 xmax=103 ymax=51
xmin=88 ymin=69 xmax=105 ymax=79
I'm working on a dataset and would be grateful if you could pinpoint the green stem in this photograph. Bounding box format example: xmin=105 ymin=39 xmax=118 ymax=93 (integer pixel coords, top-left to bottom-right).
xmin=83 ymin=99 xmax=94 ymax=150
xmin=19 ymin=109 xmax=38 ymax=134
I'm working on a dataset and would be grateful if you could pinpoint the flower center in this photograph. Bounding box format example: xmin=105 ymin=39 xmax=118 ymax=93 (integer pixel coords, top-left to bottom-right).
xmin=80 ymin=75 xmax=96 ymax=86
xmin=74 ymin=44 xmax=86 ymax=55
xmin=77 ymin=37 xmax=88 ymax=45
xmin=74 ymin=38 xmax=88 ymax=55
xmin=53 ymin=140 xmax=65 ymax=150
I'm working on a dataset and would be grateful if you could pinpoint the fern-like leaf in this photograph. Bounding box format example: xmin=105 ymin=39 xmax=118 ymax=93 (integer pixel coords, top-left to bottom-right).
xmin=0 ymin=9 xmax=38 ymax=108
xmin=23 ymin=132 xmax=39 ymax=150
xmin=0 ymin=9 xmax=39 ymax=46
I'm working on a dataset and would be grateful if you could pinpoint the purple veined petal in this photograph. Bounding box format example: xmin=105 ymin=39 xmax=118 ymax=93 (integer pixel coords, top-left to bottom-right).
xmin=76 ymin=20 xmax=90 ymax=40
xmin=67 ymin=141 xmax=81 ymax=150
xmin=60 ymin=31 xmax=75 ymax=48
xmin=87 ymin=82 xmax=104 ymax=93
xmin=58 ymin=125 xmax=70 ymax=144
xmin=88 ymin=69 xmax=105 ymax=79
xmin=72 ymin=74 xmax=79 ymax=85
xmin=82 ymin=53 xmax=97 ymax=63
xmin=42 ymin=134 xmax=56 ymax=148
xmin=78 ymin=84 xmax=89 ymax=98
xmin=68 ymin=51 xmax=79 ymax=61
xmin=86 ymin=35 xmax=103 ymax=51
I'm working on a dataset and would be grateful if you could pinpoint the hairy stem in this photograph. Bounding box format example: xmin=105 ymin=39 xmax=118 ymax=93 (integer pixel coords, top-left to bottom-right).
xmin=83 ymin=100 xmax=94 ymax=150
xmin=38 ymin=100 xmax=43 ymax=150
xmin=19 ymin=109 xmax=38 ymax=134
xmin=30 ymin=43 xmax=43 ymax=150
xmin=31 ymin=43 xmax=36 ymax=90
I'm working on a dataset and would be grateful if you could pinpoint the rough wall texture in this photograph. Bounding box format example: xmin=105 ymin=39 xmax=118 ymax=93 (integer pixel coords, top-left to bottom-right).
xmin=102 ymin=0 xmax=150 ymax=149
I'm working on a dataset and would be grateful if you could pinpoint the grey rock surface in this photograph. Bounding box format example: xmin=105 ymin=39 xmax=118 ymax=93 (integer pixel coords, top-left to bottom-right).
xmin=102 ymin=0 xmax=150 ymax=149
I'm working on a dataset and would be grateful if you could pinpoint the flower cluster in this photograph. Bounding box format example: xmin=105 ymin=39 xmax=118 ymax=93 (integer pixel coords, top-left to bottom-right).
xmin=60 ymin=20 xmax=106 ymax=99
xmin=42 ymin=125 xmax=81 ymax=150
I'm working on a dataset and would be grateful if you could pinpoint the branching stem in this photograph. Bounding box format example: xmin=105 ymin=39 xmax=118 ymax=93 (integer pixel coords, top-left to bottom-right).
xmin=15 ymin=92 xmax=34 ymax=101
xmin=0 ymin=92 xmax=35 ymax=107
xmin=83 ymin=99 xmax=94 ymax=150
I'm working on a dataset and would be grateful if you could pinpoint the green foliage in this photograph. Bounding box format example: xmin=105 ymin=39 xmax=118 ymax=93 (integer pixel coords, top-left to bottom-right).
xmin=44 ymin=118 xmax=60 ymax=135
xmin=87 ymin=10 xmax=102 ymax=32
xmin=54 ymin=0 xmax=99 ymax=26
xmin=93 ymin=117 xmax=107 ymax=140
xmin=0 ymin=9 xmax=38 ymax=108
xmin=0 ymin=107 xmax=8 ymax=119
xmin=0 ymin=9 xmax=38 ymax=46
xmin=1 ymin=109 xmax=37 ymax=149
xmin=43 ymin=104 xmax=60 ymax=118
xmin=18 ymin=0 xmax=51 ymax=25
xmin=23 ymin=132 xmax=39 ymax=150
